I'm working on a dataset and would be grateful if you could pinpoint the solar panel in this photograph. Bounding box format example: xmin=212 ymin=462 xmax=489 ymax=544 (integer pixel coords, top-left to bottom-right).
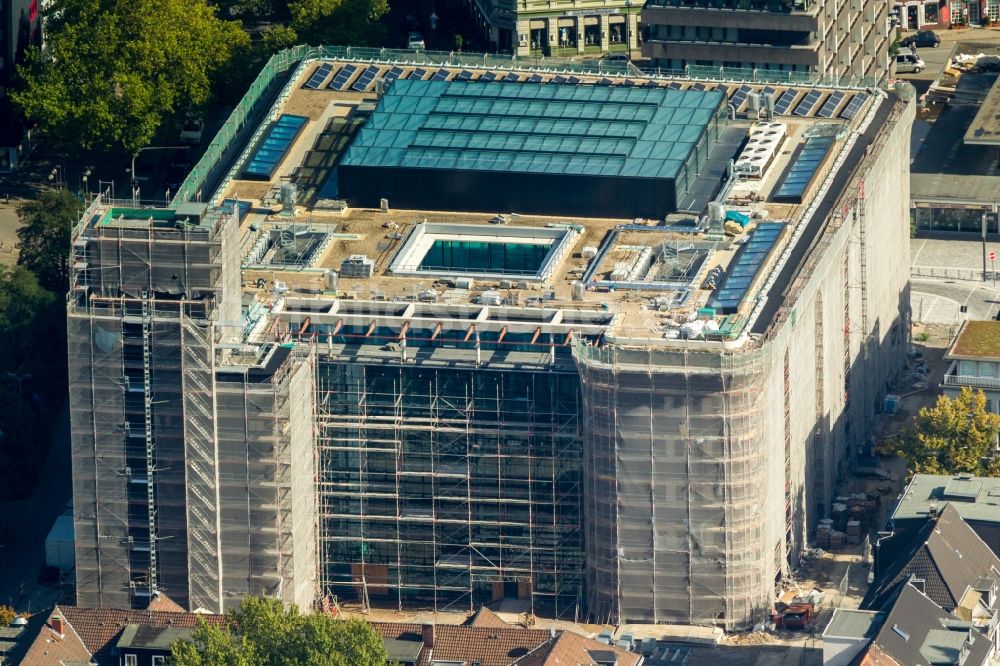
xmin=597 ymin=77 xmax=613 ymax=86
xmin=455 ymin=70 xmax=473 ymax=82
xmin=761 ymin=85 xmax=776 ymax=96
xmin=642 ymin=80 xmax=658 ymax=88
xmin=715 ymin=84 xmax=729 ymax=96
xmin=707 ymin=222 xmax=785 ymax=313
xmin=304 ymin=63 xmax=333 ymax=89
xmin=328 ymin=64 xmax=357 ymax=90
xmin=552 ymin=75 xmax=567 ymax=84
xmin=773 ymin=89 xmax=798 ymax=115
xmin=772 ymin=135 xmax=836 ymax=203
xmin=351 ymin=65 xmax=380 ymax=92
xmin=730 ymin=85 xmax=752 ymax=109
xmin=411 ymin=68 xmax=429 ymax=80
xmin=431 ymin=68 xmax=450 ymax=81
xmin=668 ymin=82 xmax=683 ymax=90
xmin=793 ymin=89 xmax=823 ymax=116
xmin=503 ymin=72 xmax=520 ymax=82
xmin=840 ymin=93 xmax=867 ymax=120
xmin=691 ymin=82 xmax=706 ymax=91
xmin=527 ymin=74 xmax=543 ymax=83
xmin=817 ymin=91 xmax=845 ymax=118
xmin=620 ymin=79 xmax=635 ymax=87
xmin=567 ymin=76 xmax=581 ymax=84
xmin=479 ymin=71 xmax=497 ymax=82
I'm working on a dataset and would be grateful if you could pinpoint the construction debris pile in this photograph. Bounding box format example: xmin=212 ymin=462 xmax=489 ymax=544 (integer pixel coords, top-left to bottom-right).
xmin=815 ymin=492 xmax=880 ymax=549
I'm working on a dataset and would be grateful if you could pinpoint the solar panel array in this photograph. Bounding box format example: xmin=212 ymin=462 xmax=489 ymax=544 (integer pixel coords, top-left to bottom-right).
xmin=352 ymin=65 xmax=380 ymax=92
xmin=840 ymin=93 xmax=867 ymax=120
xmin=773 ymin=89 xmax=797 ymax=115
xmin=314 ymin=61 xmax=864 ymax=121
xmin=708 ymin=222 xmax=785 ymax=313
xmin=730 ymin=85 xmax=752 ymax=109
xmin=304 ymin=64 xmax=333 ymax=89
xmin=382 ymin=66 xmax=404 ymax=90
xmin=817 ymin=91 xmax=845 ymax=118
xmin=772 ymin=134 xmax=835 ymax=203
xmin=793 ymin=89 xmax=823 ymax=116
xmin=243 ymin=114 xmax=308 ymax=180
xmin=329 ymin=64 xmax=357 ymax=90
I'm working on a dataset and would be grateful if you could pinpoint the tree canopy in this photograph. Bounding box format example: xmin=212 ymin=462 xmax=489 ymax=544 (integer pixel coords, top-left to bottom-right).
xmin=12 ymin=0 xmax=248 ymax=154
xmin=16 ymin=189 xmax=80 ymax=293
xmin=288 ymin=0 xmax=390 ymax=46
xmin=170 ymin=596 xmax=388 ymax=666
xmin=896 ymin=387 xmax=1000 ymax=476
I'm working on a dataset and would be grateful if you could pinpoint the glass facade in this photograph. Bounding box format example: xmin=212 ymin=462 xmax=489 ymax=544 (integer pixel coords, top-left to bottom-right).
xmin=418 ymin=240 xmax=551 ymax=275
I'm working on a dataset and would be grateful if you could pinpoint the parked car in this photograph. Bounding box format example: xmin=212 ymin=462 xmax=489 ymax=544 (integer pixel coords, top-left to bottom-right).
xmin=900 ymin=30 xmax=941 ymax=48
xmin=895 ymin=52 xmax=926 ymax=74
xmin=179 ymin=115 xmax=204 ymax=145
xmin=407 ymin=31 xmax=425 ymax=50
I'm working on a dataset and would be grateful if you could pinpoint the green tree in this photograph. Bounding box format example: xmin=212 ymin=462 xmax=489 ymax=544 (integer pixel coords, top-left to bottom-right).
xmin=288 ymin=0 xmax=389 ymax=46
xmin=170 ymin=596 xmax=388 ymax=666
xmin=896 ymin=387 xmax=1000 ymax=475
xmin=13 ymin=0 xmax=249 ymax=154
xmin=16 ymin=189 xmax=80 ymax=293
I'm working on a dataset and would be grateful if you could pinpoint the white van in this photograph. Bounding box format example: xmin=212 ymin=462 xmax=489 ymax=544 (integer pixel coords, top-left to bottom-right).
xmin=895 ymin=52 xmax=925 ymax=74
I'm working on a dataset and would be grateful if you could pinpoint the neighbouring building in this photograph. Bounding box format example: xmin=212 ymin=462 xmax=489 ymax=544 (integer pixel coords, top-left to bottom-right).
xmin=941 ymin=321 xmax=1000 ymax=410
xmin=69 ymin=47 xmax=913 ymax=630
xmin=887 ymin=472 xmax=1000 ymax=559
xmin=0 ymin=0 xmax=40 ymax=172
xmin=832 ymin=583 xmax=993 ymax=666
xmin=866 ymin=504 xmax=1000 ymax=650
xmin=894 ymin=0 xmax=950 ymax=29
xmin=467 ymin=0 xmax=641 ymax=57
xmin=640 ymin=0 xmax=890 ymax=83
xmin=0 ymin=598 xmax=226 ymax=666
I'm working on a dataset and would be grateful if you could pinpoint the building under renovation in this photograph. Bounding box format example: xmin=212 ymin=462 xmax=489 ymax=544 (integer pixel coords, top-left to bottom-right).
xmin=68 ymin=47 xmax=913 ymax=629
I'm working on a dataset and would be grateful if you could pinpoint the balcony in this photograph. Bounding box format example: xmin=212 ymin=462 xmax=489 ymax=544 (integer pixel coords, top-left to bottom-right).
xmin=642 ymin=4 xmax=819 ymax=32
xmin=942 ymin=374 xmax=1000 ymax=391
xmin=642 ymin=38 xmax=820 ymax=67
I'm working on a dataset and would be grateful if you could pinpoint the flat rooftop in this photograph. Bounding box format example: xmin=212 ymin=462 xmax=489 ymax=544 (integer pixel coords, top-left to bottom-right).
xmin=946 ymin=320 xmax=1000 ymax=360
xmin=891 ymin=474 xmax=1000 ymax=526
xmin=964 ymin=72 xmax=1000 ymax=147
xmin=165 ymin=52 xmax=891 ymax=343
xmin=823 ymin=609 xmax=884 ymax=640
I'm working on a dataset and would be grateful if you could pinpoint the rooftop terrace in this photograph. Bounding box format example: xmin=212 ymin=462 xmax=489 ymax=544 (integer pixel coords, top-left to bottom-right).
xmin=148 ymin=48 xmax=890 ymax=344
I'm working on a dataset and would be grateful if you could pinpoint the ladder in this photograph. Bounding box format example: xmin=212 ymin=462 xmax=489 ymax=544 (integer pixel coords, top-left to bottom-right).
xmin=140 ymin=291 xmax=158 ymax=596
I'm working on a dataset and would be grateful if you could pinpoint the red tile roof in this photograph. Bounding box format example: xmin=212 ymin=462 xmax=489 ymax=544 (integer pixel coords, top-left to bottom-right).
xmin=144 ymin=593 xmax=186 ymax=614
xmin=464 ymin=607 xmax=512 ymax=628
xmin=58 ymin=604 xmax=225 ymax=664
xmin=372 ymin=621 xmax=640 ymax=666
xmin=14 ymin=607 xmax=92 ymax=666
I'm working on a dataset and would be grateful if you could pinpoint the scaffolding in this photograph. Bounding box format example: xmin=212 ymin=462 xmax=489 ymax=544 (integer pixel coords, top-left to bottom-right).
xmin=573 ymin=342 xmax=772 ymax=630
xmin=69 ymin=197 xmax=315 ymax=612
xmin=315 ymin=359 xmax=584 ymax=619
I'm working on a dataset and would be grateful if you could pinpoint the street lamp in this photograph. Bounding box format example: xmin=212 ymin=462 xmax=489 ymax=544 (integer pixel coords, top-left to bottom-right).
xmin=80 ymin=167 xmax=92 ymax=197
xmin=48 ymin=165 xmax=64 ymax=189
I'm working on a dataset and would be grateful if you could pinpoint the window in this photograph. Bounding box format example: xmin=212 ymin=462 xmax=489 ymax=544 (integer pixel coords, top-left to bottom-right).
xmin=153 ymin=657 xmax=166 ymax=666
xmin=124 ymin=655 xmax=137 ymax=666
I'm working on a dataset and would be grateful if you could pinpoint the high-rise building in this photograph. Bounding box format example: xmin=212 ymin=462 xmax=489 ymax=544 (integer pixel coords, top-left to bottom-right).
xmin=70 ymin=48 xmax=913 ymax=628
xmin=467 ymin=0 xmax=641 ymax=57
xmin=641 ymin=0 xmax=890 ymax=83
